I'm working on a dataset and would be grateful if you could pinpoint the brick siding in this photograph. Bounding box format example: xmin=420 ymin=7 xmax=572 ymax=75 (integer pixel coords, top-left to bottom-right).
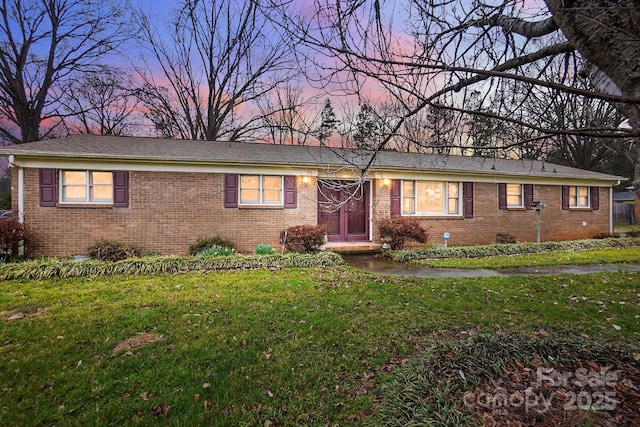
xmin=16 ymin=169 xmax=611 ymax=257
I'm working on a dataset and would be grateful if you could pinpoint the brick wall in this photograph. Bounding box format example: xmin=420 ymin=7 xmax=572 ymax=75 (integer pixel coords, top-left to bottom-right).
xmin=371 ymin=181 xmax=611 ymax=246
xmin=19 ymin=169 xmax=317 ymax=256
xmin=16 ymin=168 xmax=612 ymax=257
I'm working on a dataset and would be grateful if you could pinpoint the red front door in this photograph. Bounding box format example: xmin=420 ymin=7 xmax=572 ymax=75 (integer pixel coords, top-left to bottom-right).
xmin=317 ymin=180 xmax=369 ymax=242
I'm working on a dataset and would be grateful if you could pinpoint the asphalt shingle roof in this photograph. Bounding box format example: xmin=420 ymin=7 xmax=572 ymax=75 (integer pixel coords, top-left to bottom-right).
xmin=0 ymin=134 xmax=624 ymax=182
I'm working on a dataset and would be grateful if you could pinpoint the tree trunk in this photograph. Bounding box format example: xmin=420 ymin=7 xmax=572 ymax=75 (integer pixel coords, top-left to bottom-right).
xmin=546 ymin=0 xmax=640 ymax=191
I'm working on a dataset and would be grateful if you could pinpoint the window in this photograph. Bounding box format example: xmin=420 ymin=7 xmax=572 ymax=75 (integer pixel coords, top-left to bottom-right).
xmin=60 ymin=170 xmax=113 ymax=203
xmin=570 ymin=186 xmax=590 ymax=208
xmin=239 ymin=175 xmax=283 ymax=205
xmin=402 ymin=180 xmax=461 ymax=215
xmin=506 ymin=184 xmax=523 ymax=207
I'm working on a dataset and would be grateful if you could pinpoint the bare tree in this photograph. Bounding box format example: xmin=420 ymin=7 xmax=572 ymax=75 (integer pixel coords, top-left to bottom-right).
xmin=135 ymin=0 xmax=296 ymax=141
xmin=60 ymin=70 xmax=141 ymax=136
xmin=0 ymin=0 xmax=130 ymax=144
xmin=257 ymin=83 xmax=312 ymax=145
xmin=269 ymin=0 xmax=640 ymax=192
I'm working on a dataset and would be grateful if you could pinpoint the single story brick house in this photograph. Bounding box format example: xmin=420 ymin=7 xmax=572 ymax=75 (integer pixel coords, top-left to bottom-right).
xmin=0 ymin=135 xmax=623 ymax=257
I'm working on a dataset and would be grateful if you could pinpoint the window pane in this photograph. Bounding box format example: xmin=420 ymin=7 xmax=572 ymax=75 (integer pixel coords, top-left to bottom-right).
xmin=506 ymin=184 xmax=522 ymax=206
xmin=579 ymin=187 xmax=589 ymax=207
xmin=263 ymin=189 xmax=281 ymax=203
xmin=448 ymin=198 xmax=459 ymax=214
xmin=263 ymin=176 xmax=281 ymax=190
xmin=92 ymin=172 xmax=112 ymax=185
xmin=65 ymin=186 xmax=86 ymax=200
xmin=416 ymin=181 xmax=444 ymax=213
xmin=240 ymin=189 xmax=260 ymax=203
xmin=92 ymin=186 xmax=113 ymax=201
xmin=402 ymin=181 xmax=415 ymax=214
xmin=448 ymin=182 xmax=459 ymax=198
xmin=64 ymin=171 xmax=87 ymax=185
xmin=241 ymin=175 xmax=259 ymax=189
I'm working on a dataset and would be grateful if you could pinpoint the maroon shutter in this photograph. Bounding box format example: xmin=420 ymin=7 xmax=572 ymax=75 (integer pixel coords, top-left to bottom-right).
xmin=562 ymin=185 xmax=570 ymax=210
xmin=524 ymin=184 xmax=534 ymax=210
xmin=39 ymin=168 xmax=57 ymax=207
xmin=498 ymin=183 xmax=507 ymax=210
xmin=284 ymin=175 xmax=297 ymax=208
xmin=224 ymin=174 xmax=238 ymax=208
xmin=463 ymin=182 xmax=474 ymax=218
xmin=113 ymin=171 xmax=129 ymax=208
xmin=390 ymin=179 xmax=401 ymax=217
xmin=591 ymin=187 xmax=600 ymax=210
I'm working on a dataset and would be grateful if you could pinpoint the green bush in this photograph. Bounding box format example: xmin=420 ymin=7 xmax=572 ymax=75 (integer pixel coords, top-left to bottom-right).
xmin=87 ymin=240 xmax=142 ymax=262
xmin=391 ymin=237 xmax=640 ymax=262
xmin=0 ymin=252 xmax=344 ymax=280
xmin=626 ymin=230 xmax=640 ymax=237
xmin=0 ymin=218 xmax=26 ymax=261
xmin=254 ymin=243 xmax=276 ymax=255
xmin=280 ymin=225 xmax=326 ymax=253
xmin=189 ymin=236 xmax=235 ymax=256
xmin=377 ymin=217 xmax=428 ymax=250
xmin=197 ymin=246 xmax=236 ymax=257
xmin=495 ymin=232 xmax=516 ymax=244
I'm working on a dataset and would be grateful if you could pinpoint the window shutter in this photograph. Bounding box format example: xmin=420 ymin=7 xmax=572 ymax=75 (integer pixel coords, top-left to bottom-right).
xmin=39 ymin=168 xmax=57 ymax=207
xmin=113 ymin=171 xmax=129 ymax=208
xmin=562 ymin=185 xmax=570 ymax=210
xmin=524 ymin=184 xmax=534 ymax=210
xmin=224 ymin=174 xmax=238 ymax=208
xmin=498 ymin=183 xmax=507 ymax=210
xmin=591 ymin=186 xmax=600 ymax=210
xmin=463 ymin=182 xmax=474 ymax=218
xmin=390 ymin=179 xmax=401 ymax=217
xmin=284 ymin=175 xmax=297 ymax=208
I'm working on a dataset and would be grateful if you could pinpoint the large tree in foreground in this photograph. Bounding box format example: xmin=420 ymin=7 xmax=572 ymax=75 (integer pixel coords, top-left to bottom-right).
xmin=272 ymin=0 xmax=640 ymax=191
xmin=0 ymin=0 xmax=129 ymax=144
xmin=135 ymin=0 xmax=296 ymax=141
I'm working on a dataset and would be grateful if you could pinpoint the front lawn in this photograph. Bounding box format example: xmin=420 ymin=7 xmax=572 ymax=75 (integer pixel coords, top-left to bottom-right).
xmin=1 ymin=265 xmax=638 ymax=425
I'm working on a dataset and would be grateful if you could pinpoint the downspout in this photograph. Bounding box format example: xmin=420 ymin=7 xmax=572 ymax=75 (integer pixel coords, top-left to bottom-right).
xmin=8 ymin=155 xmax=25 ymax=224
xmin=369 ymin=179 xmax=374 ymax=242
xmin=610 ymin=183 xmax=617 ymax=234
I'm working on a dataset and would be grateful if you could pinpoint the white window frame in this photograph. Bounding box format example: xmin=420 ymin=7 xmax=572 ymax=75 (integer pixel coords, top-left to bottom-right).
xmin=59 ymin=170 xmax=113 ymax=204
xmin=401 ymin=180 xmax=462 ymax=216
xmin=239 ymin=175 xmax=283 ymax=206
xmin=506 ymin=184 xmax=524 ymax=208
xmin=569 ymin=185 xmax=590 ymax=208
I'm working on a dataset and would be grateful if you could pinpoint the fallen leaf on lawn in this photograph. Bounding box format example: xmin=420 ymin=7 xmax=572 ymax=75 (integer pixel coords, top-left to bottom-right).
xmin=266 ymin=390 xmax=274 ymax=398
xmin=152 ymin=404 xmax=170 ymax=417
xmin=140 ymin=392 xmax=148 ymax=401
xmin=613 ymin=324 xmax=622 ymax=331
xmin=202 ymin=383 xmax=211 ymax=389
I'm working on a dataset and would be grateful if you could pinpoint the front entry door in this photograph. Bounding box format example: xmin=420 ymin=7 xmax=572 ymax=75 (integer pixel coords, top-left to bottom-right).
xmin=317 ymin=180 xmax=369 ymax=242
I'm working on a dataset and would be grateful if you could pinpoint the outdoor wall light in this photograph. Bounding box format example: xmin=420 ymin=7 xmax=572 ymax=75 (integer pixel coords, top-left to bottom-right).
xmin=381 ymin=178 xmax=391 ymax=187
xmin=302 ymin=176 xmax=311 ymax=184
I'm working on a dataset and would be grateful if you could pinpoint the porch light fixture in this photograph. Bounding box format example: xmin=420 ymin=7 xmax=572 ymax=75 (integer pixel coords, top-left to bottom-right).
xmin=381 ymin=178 xmax=391 ymax=187
xmin=302 ymin=176 xmax=311 ymax=185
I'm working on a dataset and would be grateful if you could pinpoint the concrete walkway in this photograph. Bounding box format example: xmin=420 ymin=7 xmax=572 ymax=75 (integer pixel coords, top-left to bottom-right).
xmin=341 ymin=253 xmax=640 ymax=278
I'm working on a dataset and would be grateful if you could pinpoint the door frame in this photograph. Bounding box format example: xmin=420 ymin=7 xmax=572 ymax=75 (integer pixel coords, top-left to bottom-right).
xmin=317 ymin=180 xmax=370 ymax=242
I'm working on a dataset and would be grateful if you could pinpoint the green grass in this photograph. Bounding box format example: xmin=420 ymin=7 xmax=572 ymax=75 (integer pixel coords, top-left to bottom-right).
xmin=1 ymin=265 xmax=639 ymax=425
xmin=412 ymin=246 xmax=640 ymax=269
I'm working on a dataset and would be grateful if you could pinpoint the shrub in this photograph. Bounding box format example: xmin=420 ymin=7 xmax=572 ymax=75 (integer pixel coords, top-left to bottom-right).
xmin=593 ymin=232 xmax=620 ymax=239
xmin=197 ymin=246 xmax=236 ymax=257
xmin=626 ymin=230 xmax=640 ymax=237
xmin=495 ymin=233 xmax=517 ymax=244
xmin=280 ymin=225 xmax=326 ymax=253
xmin=0 ymin=218 xmax=26 ymax=260
xmin=87 ymin=240 xmax=142 ymax=262
xmin=377 ymin=217 xmax=428 ymax=250
xmin=254 ymin=243 xmax=276 ymax=255
xmin=189 ymin=236 xmax=235 ymax=256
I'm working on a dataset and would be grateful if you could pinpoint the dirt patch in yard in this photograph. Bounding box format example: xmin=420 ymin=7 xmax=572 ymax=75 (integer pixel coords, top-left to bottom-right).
xmin=1 ymin=306 xmax=50 ymax=321
xmin=112 ymin=332 xmax=165 ymax=356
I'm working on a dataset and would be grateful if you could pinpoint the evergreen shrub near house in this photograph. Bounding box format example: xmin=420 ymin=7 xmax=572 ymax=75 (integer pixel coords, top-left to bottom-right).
xmin=87 ymin=240 xmax=142 ymax=262
xmin=377 ymin=217 xmax=428 ymax=250
xmin=0 ymin=218 xmax=26 ymax=261
xmin=254 ymin=243 xmax=276 ymax=255
xmin=495 ymin=233 xmax=517 ymax=244
xmin=188 ymin=236 xmax=235 ymax=256
xmin=391 ymin=237 xmax=640 ymax=263
xmin=0 ymin=252 xmax=344 ymax=280
xmin=280 ymin=225 xmax=327 ymax=253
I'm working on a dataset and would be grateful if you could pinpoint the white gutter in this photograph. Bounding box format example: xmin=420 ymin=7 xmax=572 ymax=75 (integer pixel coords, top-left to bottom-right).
xmin=369 ymin=180 xmax=374 ymax=242
xmin=610 ymin=184 xmax=615 ymax=234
